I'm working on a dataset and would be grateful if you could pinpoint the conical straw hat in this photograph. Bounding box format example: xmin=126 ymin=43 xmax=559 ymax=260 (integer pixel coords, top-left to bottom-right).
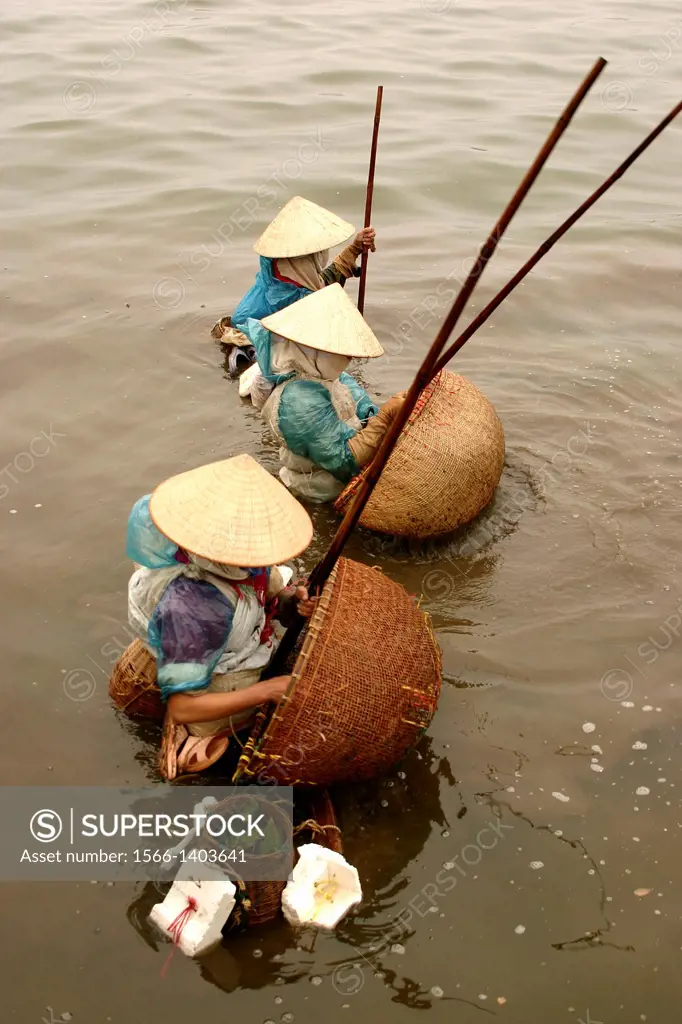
xmin=261 ymin=283 xmax=384 ymax=359
xmin=149 ymin=454 xmax=314 ymax=567
xmin=254 ymin=196 xmax=354 ymax=258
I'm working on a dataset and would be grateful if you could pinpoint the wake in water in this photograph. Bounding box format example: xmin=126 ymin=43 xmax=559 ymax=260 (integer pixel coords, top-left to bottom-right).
xmin=356 ymin=449 xmax=542 ymax=563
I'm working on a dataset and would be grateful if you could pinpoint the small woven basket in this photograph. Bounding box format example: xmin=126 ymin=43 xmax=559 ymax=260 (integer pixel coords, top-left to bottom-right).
xmin=225 ymin=790 xmax=343 ymax=930
xmin=194 ymin=793 xmax=293 ymax=931
xmin=233 ymin=557 xmax=442 ymax=787
xmin=108 ymin=638 xmax=165 ymax=721
xmin=335 ymin=370 xmax=505 ymax=539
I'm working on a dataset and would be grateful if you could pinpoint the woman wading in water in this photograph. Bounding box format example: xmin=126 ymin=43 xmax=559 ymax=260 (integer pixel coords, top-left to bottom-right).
xmin=238 ymin=284 xmax=405 ymax=502
xmin=212 ymin=195 xmax=375 ymax=375
xmin=124 ymin=454 xmax=316 ymax=780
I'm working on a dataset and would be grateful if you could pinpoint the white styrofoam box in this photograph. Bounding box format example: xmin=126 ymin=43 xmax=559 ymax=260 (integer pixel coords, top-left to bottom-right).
xmin=149 ymin=861 xmax=237 ymax=958
xmin=282 ymin=843 xmax=362 ymax=930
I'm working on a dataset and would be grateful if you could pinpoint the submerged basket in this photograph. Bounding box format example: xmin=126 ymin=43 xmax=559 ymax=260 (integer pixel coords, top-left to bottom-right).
xmin=199 ymin=794 xmax=293 ymax=931
xmin=226 ymin=790 xmax=343 ymax=930
xmin=335 ymin=370 xmax=505 ymax=539
xmin=108 ymin=638 xmax=165 ymax=721
xmin=234 ymin=557 xmax=442 ymax=787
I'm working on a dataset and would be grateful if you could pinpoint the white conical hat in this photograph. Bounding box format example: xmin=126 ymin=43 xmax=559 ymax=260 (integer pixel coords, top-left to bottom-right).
xmin=149 ymin=454 xmax=313 ymax=567
xmin=261 ymin=283 xmax=384 ymax=359
xmin=253 ymin=196 xmax=354 ymax=258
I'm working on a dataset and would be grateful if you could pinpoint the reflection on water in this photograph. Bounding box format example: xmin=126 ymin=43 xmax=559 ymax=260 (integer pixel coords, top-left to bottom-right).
xmin=127 ymin=738 xmax=457 ymax=1008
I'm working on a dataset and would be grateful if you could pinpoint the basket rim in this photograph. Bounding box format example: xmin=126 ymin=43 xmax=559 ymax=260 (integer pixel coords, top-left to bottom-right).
xmin=242 ymin=560 xmax=343 ymax=767
xmin=233 ymin=558 xmax=442 ymax=784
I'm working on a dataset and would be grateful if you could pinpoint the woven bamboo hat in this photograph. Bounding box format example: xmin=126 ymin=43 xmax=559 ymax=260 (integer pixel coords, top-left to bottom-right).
xmin=261 ymin=283 xmax=384 ymax=359
xmin=149 ymin=454 xmax=314 ymax=567
xmin=254 ymin=196 xmax=354 ymax=259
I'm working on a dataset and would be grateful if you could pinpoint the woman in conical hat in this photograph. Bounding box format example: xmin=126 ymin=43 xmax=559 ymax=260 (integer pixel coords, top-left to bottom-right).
xmin=238 ymin=284 xmax=405 ymax=503
xmin=121 ymin=454 xmax=316 ymax=780
xmin=211 ymin=196 xmax=375 ymax=365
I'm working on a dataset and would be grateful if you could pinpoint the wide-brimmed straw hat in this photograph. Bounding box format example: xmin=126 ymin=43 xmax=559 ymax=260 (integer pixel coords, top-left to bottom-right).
xmin=254 ymin=196 xmax=354 ymax=259
xmin=261 ymin=283 xmax=384 ymax=359
xmin=149 ymin=454 xmax=314 ymax=567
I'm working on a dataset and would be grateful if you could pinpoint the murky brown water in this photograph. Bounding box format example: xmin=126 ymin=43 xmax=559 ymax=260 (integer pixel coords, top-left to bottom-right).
xmin=2 ymin=0 xmax=681 ymax=1020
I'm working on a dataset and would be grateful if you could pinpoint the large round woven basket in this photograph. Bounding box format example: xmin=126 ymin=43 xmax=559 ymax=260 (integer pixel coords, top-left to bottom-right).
xmin=108 ymin=638 xmax=165 ymax=721
xmin=335 ymin=370 xmax=505 ymax=539
xmin=233 ymin=557 xmax=442 ymax=787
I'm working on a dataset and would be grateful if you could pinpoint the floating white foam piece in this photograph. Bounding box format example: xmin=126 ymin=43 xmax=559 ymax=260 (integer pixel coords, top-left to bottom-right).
xmin=282 ymin=843 xmax=362 ymax=930
xmin=149 ymin=861 xmax=236 ymax=958
xmin=238 ymin=361 xmax=261 ymax=398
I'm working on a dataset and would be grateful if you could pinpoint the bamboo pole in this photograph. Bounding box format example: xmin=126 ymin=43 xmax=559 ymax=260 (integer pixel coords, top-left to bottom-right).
xmin=429 ymin=97 xmax=682 ymax=378
xmin=307 ymin=57 xmax=606 ymax=590
xmin=357 ymin=85 xmax=384 ymax=315
xmin=265 ymin=57 xmax=606 ymax=674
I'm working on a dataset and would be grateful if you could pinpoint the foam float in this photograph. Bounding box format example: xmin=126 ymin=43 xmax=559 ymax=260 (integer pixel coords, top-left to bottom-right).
xmin=281 ymin=843 xmax=362 ymax=930
xmin=149 ymin=861 xmax=237 ymax=959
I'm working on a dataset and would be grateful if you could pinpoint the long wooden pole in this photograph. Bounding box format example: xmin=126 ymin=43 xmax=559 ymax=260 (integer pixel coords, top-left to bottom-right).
xmin=308 ymin=57 xmax=606 ymax=586
xmin=266 ymin=57 xmax=606 ymax=674
xmin=429 ymin=97 xmax=682 ymax=378
xmin=357 ymin=85 xmax=384 ymax=315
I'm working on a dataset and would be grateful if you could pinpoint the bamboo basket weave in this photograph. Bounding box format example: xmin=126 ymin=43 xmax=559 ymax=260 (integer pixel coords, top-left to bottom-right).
xmin=225 ymin=790 xmax=343 ymax=930
xmin=233 ymin=557 xmax=442 ymax=787
xmin=200 ymin=794 xmax=293 ymax=931
xmin=335 ymin=370 xmax=505 ymax=539
xmin=108 ymin=638 xmax=165 ymax=721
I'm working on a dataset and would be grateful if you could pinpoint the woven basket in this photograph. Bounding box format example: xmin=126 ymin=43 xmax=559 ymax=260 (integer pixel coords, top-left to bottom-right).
xmin=233 ymin=557 xmax=442 ymax=787
xmin=335 ymin=370 xmax=505 ymax=539
xmin=108 ymin=639 xmax=165 ymax=721
xmin=225 ymin=789 xmax=343 ymax=930
xmin=198 ymin=794 xmax=292 ymax=931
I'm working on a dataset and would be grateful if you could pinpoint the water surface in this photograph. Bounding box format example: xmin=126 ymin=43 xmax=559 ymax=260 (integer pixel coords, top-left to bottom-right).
xmin=2 ymin=1 xmax=681 ymax=1021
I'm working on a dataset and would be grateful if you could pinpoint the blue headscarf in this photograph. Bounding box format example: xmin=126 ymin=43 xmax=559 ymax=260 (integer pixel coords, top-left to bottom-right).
xmin=237 ymin=318 xmax=292 ymax=386
xmin=126 ymin=495 xmax=268 ymax=699
xmin=231 ymin=257 xmax=310 ymax=329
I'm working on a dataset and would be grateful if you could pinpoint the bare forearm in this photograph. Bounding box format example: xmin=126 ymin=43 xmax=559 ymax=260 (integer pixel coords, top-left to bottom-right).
xmin=168 ymin=679 xmax=286 ymax=725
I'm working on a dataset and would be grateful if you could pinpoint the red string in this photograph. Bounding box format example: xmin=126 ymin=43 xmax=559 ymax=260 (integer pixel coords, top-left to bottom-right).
xmin=227 ymin=569 xmax=268 ymax=607
xmin=225 ymin=570 xmax=275 ymax=643
xmin=260 ymin=596 xmax=277 ymax=644
xmin=250 ymin=569 xmax=269 ymax=606
xmin=160 ymin=897 xmax=198 ymax=978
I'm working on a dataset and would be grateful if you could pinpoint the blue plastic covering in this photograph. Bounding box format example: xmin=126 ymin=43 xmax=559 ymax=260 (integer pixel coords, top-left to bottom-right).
xmin=126 ymin=494 xmax=178 ymax=568
xmin=339 ymin=372 xmax=379 ymax=424
xmin=148 ymin=578 xmax=235 ymax=699
xmin=239 ymin=320 xmax=379 ymax=428
xmin=278 ymin=379 xmax=359 ymax=481
xmin=232 ymin=257 xmax=311 ymax=328
xmin=126 ymin=495 xmax=272 ymax=700
xmin=239 ymin=318 xmax=287 ymax=384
